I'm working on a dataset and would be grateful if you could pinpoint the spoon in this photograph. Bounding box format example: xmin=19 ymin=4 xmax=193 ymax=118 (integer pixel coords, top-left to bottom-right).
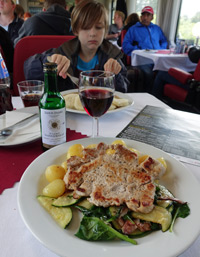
xmin=0 ymin=113 xmax=39 ymax=138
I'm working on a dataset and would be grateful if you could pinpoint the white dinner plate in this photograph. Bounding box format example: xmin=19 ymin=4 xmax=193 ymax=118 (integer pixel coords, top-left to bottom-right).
xmin=0 ymin=106 xmax=40 ymax=146
xmin=17 ymin=137 xmax=200 ymax=257
xmin=144 ymin=49 xmax=158 ymax=53
xmin=61 ymin=89 xmax=134 ymax=114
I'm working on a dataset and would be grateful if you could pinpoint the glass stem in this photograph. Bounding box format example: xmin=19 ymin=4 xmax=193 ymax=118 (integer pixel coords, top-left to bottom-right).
xmin=92 ymin=117 xmax=99 ymax=137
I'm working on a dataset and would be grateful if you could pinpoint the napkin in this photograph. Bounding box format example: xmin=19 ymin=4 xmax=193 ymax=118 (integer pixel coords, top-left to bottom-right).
xmin=0 ymin=110 xmax=40 ymax=145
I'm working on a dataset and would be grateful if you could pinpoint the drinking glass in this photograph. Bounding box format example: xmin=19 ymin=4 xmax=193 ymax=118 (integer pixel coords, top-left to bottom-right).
xmin=17 ymin=80 xmax=44 ymax=107
xmin=79 ymin=70 xmax=115 ymax=137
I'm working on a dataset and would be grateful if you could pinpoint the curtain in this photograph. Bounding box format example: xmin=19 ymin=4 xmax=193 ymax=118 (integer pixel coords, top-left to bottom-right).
xmin=116 ymin=0 xmax=127 ymax=19
xmin=157 ymin=0 xmax=182 ymax=45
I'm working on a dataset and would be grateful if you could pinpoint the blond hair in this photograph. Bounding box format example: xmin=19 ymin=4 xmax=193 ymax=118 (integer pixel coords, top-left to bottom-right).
xmin=115 ymin=10 xmax=125 ymax=22
xmin=71 ymin=0 xmax=109 ymax=35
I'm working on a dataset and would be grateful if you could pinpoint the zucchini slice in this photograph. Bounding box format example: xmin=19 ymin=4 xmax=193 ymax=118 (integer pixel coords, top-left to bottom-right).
xmin=76 ymin=199 xmax=94 ymax=210
xmin=132 ymin=205 xmax=172 ymax=232
xmin=37 ymin=195 xmax=72 ymax=228
xmin=52 ymin=192 xmax=79 ymax=207
xmin=109 ymin=206 xmax=122 ymax=218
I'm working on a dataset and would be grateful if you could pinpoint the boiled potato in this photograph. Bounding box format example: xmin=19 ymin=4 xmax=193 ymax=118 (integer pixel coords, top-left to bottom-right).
xmin=106 ymin=149 xmax=116 ymax=155
xmin=61 ymin=161 xmax=68 ymax=171
xmin=45 ymin=165 xmax=66 ymax=182
xmin=43 ymin=179 xmax=66 ymax=198
xmin=111 ymin=139 xmax=126 ymax=146
xmin=157 ymin=157 xmax=167 ymax=169
xmin=138 ymin=155 xmax=148 ymax=164
xmin=86 ymin=144 xmax=97 ymax=149
xmin=67 ymin=144 xmax=84 ymax=159
xmin=129 ymin=147 xmax=141 ymax=156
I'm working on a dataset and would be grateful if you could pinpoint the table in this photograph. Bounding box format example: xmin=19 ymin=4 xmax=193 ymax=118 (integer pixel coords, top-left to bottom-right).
xmin=0 ymin=93 xmax=200 ymax=257
xmin=131 ymin=50 xmax=197 ymax=72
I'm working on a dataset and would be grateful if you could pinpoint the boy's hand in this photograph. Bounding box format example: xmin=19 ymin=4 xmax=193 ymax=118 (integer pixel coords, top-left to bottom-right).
xmin=49 ymin=54 xmax=70 ymax=79
xmin=104 ymin=58 xmax=121 ymax=75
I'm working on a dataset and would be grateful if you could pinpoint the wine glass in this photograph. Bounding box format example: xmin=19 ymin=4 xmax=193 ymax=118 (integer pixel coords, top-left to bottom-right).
xmin=79 ymin=70 xmax=115 ymax=137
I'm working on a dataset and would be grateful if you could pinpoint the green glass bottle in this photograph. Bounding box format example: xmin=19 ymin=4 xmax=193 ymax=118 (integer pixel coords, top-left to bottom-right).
xmin=39 ymin=62 xmax=66 ymax=150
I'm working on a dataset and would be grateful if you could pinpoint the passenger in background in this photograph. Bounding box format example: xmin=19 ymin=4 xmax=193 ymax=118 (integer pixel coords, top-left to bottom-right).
xmin=69 ymin=0 xmax=83 ymax=15
xmin=152 ymin=46 xmax=200 ymax=100
xmin=0 ymin=26 xmax=14 ymax=74
xmin=117 ymin=12 xmax=139 ymax=47
xmin=122 ymin=6 xmax=167 ymax=55
xmin=23 ymin=12 xmax=32 ymax=21
xmin=24 ymin=0 xmax=129 ymax=93
xmin=122 ymin=6 xmax=168 ymax=92
xmin=14 ymin=4 xmax=24 ymax=19
xmin=14 ymin=0 xmax=72 ymax=46
xmin=106 ymin=10 xmax=125 ymax=46
xmin=0 ymin=0 xmax=24 ymax=44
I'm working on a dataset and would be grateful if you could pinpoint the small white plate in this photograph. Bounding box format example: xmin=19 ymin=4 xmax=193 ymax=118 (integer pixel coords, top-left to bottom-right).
xmin=0 ymin=106 xmax=40 ymax=146
xmin=144 ymin=49 xmax=158 ymax=53
xmin=61 ymin=89 xmax=134 ymax=114
xmin=18 ymin=137 xmax=200 ymax=257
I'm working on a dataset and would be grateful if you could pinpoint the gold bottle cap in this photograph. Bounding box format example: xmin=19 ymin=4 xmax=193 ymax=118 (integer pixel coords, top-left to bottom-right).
xmin=43 ymin=62 xmax=57 ymax=72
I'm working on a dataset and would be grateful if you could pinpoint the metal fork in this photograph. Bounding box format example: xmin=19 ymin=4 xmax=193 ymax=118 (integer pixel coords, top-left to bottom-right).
xmin=66 ymin=73 xmax=79 ymax=88
xmin=47 ymin=56 xmax=79 ymax=88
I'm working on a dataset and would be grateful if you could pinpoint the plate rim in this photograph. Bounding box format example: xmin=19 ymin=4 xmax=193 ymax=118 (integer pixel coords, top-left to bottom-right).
xmin=61 ymin=89 xmax=134 ymax=114
xmin=17 ymin=137 xmax=200 ymax=257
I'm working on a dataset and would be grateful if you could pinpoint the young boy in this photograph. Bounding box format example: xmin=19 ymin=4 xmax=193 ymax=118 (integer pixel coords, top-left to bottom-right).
xmin=24 ymin=0 xmax=129 ymax=92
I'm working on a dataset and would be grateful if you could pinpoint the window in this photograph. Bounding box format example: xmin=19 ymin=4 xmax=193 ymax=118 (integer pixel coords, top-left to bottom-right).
xmin=176 ymin=0 xmax=200 ymax=46
xmin=135 ymin=0 xmax=158 ymax=23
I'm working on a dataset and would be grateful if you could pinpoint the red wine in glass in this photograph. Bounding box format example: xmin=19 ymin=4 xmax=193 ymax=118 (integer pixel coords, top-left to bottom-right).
xmin=79 ymin=70 xmax=115 ymax=137
xmin=80 ymin=88 xmax=114 ymax=117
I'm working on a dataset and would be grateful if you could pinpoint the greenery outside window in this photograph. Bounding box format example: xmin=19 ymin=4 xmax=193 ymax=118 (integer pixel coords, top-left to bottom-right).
xmin=176 ymin=0 xmax=200 ymax=46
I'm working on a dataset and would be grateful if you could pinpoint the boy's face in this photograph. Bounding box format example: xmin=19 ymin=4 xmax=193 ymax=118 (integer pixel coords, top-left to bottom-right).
xmin=77 ymin=16 xmax=105 ymax=52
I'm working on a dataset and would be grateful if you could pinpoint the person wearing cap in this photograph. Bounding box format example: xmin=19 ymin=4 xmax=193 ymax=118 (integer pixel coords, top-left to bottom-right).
xmin=0 ymin=0 xmax=24 ymax=44
xmin=122 ymin=6 xmax=167 ymax=92
xmin=122 ymin=6 xmax=167 ymax=55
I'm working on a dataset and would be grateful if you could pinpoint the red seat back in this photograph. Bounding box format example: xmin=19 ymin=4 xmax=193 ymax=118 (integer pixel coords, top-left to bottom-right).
xmin=164 ymin=84 xmax=188 ymax=102
xmin=13 ymin=35 xmax=75 ymax=95
xmin=164 ymin=59 xmax=200 ymax=103
xmin=121 ymin=30 xmax=131 ymax=66
xmin=193 ymin=59 xmax=200 ymax=81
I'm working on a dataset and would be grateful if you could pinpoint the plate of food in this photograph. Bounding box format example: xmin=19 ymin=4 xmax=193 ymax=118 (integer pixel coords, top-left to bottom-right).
xmin=17 ymin=137 xmax=200 ymax=257
xmin=61 ymin=89 xmax=134 ymax=114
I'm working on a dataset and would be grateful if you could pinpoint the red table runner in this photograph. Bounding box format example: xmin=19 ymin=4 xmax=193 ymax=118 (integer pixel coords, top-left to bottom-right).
xmin=0 ymin=129 xmax=87 ymax=194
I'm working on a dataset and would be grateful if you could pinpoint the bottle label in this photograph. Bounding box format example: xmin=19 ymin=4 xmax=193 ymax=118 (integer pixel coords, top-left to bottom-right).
xmin=0 ymin=53 xmax=9 ymax=79
xmin=41 ymin=108 xmax=66 ymax=147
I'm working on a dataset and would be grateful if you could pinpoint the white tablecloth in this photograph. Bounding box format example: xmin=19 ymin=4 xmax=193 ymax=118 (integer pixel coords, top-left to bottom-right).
xmin=131 ymin=50 xmax=197 ymax=72
xmin=1 ymin=93 xmax=200 ymax=257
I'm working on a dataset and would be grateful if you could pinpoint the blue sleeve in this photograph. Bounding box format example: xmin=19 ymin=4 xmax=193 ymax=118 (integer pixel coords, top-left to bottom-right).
xmin=114 ymin=59 xmax=129 ymax=93
xmin=24 ymin=48 xmax=55 ymax=80
xmin=159 ymin=28 xmax=168 ymax=49
xmin=122 ymin=27 xmax=140 ymax=56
